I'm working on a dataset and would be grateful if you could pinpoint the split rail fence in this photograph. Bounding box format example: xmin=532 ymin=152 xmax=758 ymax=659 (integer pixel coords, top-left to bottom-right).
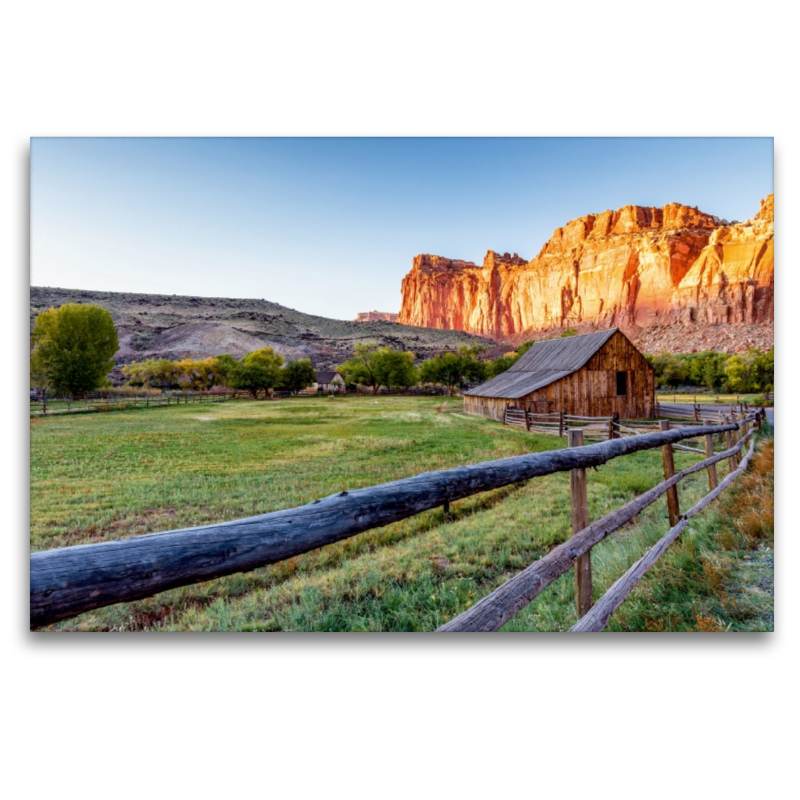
xmin=30 ymin=391 xmax=231 ymax=417
xmin=503 ymin=402 xmax=760 ymax=454
xmin=30 ymin=407 xmax=766 ymax=631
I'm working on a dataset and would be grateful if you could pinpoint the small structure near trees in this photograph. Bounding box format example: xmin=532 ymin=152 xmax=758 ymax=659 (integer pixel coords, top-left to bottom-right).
xmin=463 ymin=328 xmax=654 ymax=421
xmin=313 ymin=371 xmax=346 ymax=392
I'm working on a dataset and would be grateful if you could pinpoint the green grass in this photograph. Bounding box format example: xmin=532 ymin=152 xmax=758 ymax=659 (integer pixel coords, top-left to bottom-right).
xmin=30 ymin=395 xmax=770 ymax=632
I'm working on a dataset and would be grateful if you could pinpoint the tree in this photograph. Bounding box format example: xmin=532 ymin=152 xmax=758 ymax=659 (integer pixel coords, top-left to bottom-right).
xmin=214 ymin=354 xmax=239 ymax=388
xmin=337 ymin=342 xmax=382 ymax=394
xmin=175 ymin=357 xmax=221 ymax=392
xmin=419 ymin=344 xmax=486 ymax=396
xmin=30 ymin=303 xmax=119 ymax=397
xmin=723 ymin=355 xmax=748 ymax=393
xmin=373 ymin=349 xmax=418 ymax=391
xmin=487 ymin=352 xmax=519 ymax=378
xmin=647 ymin=352 xmax=687 ymax=389
xmin=229 ymin=347 xmax=284 ymax=399
xmin=123 ymin=358 xmax=178 ymax=390
xmin=753 ymin=347 xmax=774 ymax=391
xmin=723 ymin=349 xmax=760 ymax=393
xmin=280 ymin=359 xmax=316 ymax=395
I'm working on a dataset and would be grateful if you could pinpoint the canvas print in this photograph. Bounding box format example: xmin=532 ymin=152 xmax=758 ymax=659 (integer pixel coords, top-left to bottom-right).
xmin=29 ymin=137 xmax=774 ymax=632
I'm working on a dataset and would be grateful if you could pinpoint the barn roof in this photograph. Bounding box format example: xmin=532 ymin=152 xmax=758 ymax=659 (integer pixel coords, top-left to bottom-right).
xmin=315 ymin=371 xmax=343 ymax=383
xmin=465 ymin=328 xmax=619 ymax=399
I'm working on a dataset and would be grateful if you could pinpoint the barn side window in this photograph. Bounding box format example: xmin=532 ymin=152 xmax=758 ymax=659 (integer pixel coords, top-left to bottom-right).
xmin=616 ymin=371 xmax=627 ymax=396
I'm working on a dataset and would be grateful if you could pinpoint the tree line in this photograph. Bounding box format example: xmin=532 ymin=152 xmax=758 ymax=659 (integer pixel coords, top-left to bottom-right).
xmin=122 ymin=350 xmax=316 ymax=399
xmin=645 ymin=348 xmax=774 ymax=393
xmin=334 ymin=339 xmax=545 ymax=395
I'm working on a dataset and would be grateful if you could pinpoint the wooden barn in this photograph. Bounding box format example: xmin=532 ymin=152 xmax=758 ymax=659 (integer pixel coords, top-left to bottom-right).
xmin=463 ymin=328 xmax=655 ymax=421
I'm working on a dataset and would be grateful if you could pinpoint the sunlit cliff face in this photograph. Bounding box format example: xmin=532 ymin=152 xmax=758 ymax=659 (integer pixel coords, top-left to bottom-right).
xmin=398 ymin=196 xmax=773 ymax=341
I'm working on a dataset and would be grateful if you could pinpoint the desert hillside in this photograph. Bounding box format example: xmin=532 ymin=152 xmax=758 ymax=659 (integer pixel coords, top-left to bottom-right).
xmin=29 ymin=287 xmax=493 ymax=378
xmin=398 ymin=195 xmax=774 ymax=353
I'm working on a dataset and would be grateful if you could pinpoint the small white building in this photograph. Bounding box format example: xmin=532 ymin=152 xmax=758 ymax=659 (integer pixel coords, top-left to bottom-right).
xmin=313 ymin=371 xmax=346 ymax=392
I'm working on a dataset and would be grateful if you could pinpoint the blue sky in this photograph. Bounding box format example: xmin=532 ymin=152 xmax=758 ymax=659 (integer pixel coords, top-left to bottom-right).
xmin=30 ymin=137 xmax=773 ymax=319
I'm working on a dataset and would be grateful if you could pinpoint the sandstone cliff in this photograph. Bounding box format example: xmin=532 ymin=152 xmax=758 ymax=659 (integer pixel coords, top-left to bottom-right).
xmin=398 ymin=196 xmax=774 ymax=352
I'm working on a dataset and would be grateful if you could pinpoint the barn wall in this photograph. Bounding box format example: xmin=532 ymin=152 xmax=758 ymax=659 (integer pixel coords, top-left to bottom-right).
xmin=463 ymin=394 xmax=507 ymax=421
xmin=519 ymin=332 xmax=654 ymax=418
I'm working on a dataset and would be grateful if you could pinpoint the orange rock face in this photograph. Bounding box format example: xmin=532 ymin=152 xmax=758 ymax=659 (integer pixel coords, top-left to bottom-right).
xmin=398 ymin=197 xmax=774 ymax=347
xmin=355 ymin=311 xmax=399 ymax=322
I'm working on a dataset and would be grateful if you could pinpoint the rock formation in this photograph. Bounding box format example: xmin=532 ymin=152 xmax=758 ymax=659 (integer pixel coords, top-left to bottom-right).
xmin=355 ymin=311 xmax=399 ymax=322
xmin=398 ymin=196 xmax=774 ymax=352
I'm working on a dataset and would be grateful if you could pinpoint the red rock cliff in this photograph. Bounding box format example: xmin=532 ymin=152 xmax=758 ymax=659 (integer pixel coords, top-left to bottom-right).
xmin=398 ymin=197 xmax=774 ymax=349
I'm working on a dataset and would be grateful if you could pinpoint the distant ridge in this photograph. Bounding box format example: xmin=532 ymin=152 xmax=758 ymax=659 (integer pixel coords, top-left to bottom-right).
xmin=29 ymin=286 xmax=492 ymax=379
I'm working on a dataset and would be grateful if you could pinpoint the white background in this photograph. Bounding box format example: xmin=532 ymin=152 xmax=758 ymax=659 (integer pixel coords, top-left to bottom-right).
xmin=3 ymin=2 xmax=796 ymax=799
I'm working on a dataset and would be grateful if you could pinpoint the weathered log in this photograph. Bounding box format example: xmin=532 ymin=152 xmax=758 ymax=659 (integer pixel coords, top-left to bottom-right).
xmin=31 ymin=421 xmax=741 ymax=628
xmin=569 ymin=439 xmax=756 ymax=633
xmin=436 ymin=430 xmax=752 ymax=632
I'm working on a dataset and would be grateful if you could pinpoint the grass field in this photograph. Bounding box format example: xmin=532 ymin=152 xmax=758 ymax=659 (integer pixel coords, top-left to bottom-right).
xmin=30 ymin=395 xmax=772 ymax=632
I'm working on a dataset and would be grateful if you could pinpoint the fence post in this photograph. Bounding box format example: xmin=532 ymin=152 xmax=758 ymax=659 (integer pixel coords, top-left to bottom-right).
xmin=724 ymin=416 xmax=738 ymax=472
xmin=731 ymin=419 xmax=742 ymax=466
xmin=694 ymin=402 xmax=700 ymax=422
xmin=559 ymin=408 xmax=565 ymax=437
xmin=609 ymin=412 xmax=618 ymax=440
xmin=568 ymin=429 xmax=593 ymax=617
xmin=704 ymin=434 xmax=718 ymax=490
xmin=524 ymin=409 xmax=530 ymax=431
xmin=659 ymin=420 xmax=680 ymax=526
xmin=740 ymin=418 xmax=750 ymax=459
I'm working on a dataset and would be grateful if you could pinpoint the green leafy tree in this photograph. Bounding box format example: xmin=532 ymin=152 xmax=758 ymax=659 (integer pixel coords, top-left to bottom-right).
xmin=419 ymin=344 xmax=486 ymax=396
xmin=723 ymin=349 xmax=761 ymax=393
xmin=229 ymin=347 xmax=284 ymax=399
xmin=280 ymin=359 xmax=317 ymax=395
xmin=337 ymin=342 xmax=383 ymax=394
xmin=373 ymin=349 xmax=418 ymax=391
xmin=753 ymin=347 xmax=774 ymax=391
xmin=647 ymin=352 xmax=688 ymax=389
xmin=723 ymin=355 xmax=748 ymax=393
xmin=214 ymin=354 xmax=239 ymax=387
xmin=30 ymin=303 xmax=119 ymax=397
xmin=487 ymin=353 xmax=519 ymax=378
xmin=699 ymin=352 xmax=728 ymax=391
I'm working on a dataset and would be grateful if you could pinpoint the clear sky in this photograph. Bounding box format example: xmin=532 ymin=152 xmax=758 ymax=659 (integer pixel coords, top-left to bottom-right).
xmin=30 ymin=137 xmax=773 ymax=320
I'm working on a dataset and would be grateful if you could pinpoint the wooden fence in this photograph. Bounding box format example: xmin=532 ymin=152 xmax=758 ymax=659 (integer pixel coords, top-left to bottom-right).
xmin=504 ymin=403 xmax=753 ymax=450
xmin=30 ymin=409 xmax=764 ymax=630
xmin=439 ymin=411 xmax=761 ymax=631
xmin=30 ymin=391 xmax=232 ymax=416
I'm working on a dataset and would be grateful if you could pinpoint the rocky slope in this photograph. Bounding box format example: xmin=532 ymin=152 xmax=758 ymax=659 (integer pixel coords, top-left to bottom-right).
xmin=398 ymin=196 xmax=774 ymax=353
xmin=29 ymin=287 xmax=492 ymax=381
